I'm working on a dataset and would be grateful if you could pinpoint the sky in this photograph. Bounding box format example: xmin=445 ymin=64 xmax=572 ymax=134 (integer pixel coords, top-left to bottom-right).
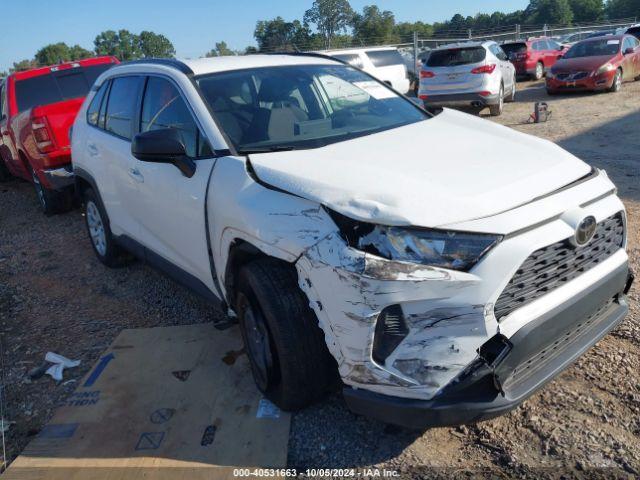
xmin=1 ymin=0 xmax=530 ymax=72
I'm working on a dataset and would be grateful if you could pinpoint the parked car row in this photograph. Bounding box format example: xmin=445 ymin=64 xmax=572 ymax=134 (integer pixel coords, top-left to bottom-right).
xmin=0 ymin=51 xmax=633 ymax=429
xmin=414 ymin=33 xmax=640 ymax=114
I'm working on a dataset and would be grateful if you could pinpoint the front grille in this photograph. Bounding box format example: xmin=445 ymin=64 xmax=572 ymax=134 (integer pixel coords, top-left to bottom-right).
xmin=556 ymin=71 xmax=588 ymax=81
xmin=494 ymin=212 xmax=624 ymax=321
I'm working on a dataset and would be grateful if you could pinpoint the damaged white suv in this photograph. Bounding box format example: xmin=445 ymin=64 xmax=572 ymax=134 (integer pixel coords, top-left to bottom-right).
xmin=72 ymin=55 xmax=633 ymax=428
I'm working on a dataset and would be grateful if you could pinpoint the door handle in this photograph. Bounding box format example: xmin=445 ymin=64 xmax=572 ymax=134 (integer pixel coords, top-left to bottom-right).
xmin=128 ymin=167 xmax=144 ymax=183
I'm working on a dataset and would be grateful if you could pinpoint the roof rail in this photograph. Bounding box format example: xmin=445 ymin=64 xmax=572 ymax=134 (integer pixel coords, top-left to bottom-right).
xmin=120 ymin=58 xmax=194 ymax=75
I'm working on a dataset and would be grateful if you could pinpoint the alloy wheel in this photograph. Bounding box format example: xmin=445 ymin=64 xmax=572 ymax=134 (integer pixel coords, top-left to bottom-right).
xmin=535 ymin=63 xmax=543 ymax=80
xmin=238 ymin=293 xmax=274 ymax=391
xmin=86 ymin=201 xmax=107 ymax=256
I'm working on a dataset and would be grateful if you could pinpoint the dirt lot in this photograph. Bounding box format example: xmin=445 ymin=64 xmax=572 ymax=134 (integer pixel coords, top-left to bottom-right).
xmin=1 ymin=78 xmax=638 ymax=478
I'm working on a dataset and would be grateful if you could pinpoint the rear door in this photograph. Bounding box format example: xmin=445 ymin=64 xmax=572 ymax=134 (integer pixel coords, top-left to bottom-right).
xmin=127 ymin=75 xmax=217 ymax=288
xmin=622 ymin=36 xmax=640 ymax=77
xmin=91 ymin=75 xmax=145 ymax=238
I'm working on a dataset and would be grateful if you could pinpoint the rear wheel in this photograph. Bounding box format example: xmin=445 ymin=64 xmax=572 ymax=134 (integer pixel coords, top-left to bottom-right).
xmin=0 ymin=160 xmax=11 ymax=182
xmin=29 ymin=166 xmax=72 ymax=215
xmin=505 ymin=76 xmax=516 ymax=102
xmin=609 ymin=69 xmax=622 ymax=92
xmin=533 ymin=62 xmax=544 ymax=81
xmin=489 ymin=84 xmax=504 ymax=116
xmin=83 ymin=187 xmax=131 ymax=267
xmin=236 ymin=258 xmax=337 ymax=411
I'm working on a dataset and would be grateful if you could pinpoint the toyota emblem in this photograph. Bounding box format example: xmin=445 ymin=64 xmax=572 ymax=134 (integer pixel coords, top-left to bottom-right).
xmin=574 ymin=216 xmax=597 ymax=247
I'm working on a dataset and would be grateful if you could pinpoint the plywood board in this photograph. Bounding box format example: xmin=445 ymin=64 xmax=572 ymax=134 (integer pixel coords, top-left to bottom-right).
xmin=5 ymin=324 xmax=290 ymax=479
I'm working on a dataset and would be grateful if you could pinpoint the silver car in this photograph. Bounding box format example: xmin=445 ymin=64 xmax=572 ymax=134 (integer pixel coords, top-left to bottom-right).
xmin=418 ymin=41 xmax=516 ymax=116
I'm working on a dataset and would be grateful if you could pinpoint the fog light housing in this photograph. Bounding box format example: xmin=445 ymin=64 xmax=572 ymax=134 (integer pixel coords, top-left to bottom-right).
xmin=372 ymin=305 xmax=409 ymax=365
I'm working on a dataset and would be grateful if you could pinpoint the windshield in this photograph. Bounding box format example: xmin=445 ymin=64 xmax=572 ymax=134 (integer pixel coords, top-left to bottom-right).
xmin=426 ymin=47 xmax=486 ymax=67
xmin=197 ymin=64 xmax=427 ymax=153
xmin=15 ymin=63 xmax=114 ymax=113
xmin=563 ymin=39 xmax=621 ymax=58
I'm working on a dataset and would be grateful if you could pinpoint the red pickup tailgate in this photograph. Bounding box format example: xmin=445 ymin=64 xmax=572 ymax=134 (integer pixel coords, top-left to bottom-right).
xmin=31 ymin=98 xmax=84 ymax=151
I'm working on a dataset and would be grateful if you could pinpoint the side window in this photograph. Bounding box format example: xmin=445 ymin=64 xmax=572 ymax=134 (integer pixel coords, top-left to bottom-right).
xmin=0 ymin=83 xmax=4 ymax=118
xmin=334 ymin=53 xmax=364 ymax=69
xmin=140 ymin=77 xmax=211 ymax=158
xmin=105 ymin=76 xmax=142 ymax=140
xmin=316 ymin=74 xmax=370 ymax=112
xmin=86 ymin=82 xmax=109 ymax=127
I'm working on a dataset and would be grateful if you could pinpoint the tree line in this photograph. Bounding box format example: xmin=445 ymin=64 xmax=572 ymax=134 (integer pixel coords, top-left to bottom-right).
xmin=2 ymin=0 xmax=638 ymax=76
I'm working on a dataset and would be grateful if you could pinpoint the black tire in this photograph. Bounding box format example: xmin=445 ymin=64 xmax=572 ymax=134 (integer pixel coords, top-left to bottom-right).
xmin=609 ymin=69 xmax=622 ymax=93
xmin=533 ymin=62 xmax=544 ymax=81
xmin=82 ymin=187 xmax=131 ymax=268
xmin=489 ymin=84 xmax=504 ymax=117
xmin=236 ymin=258 xmax=337 ymax=411
xmin=0 ymin=158 xmax=11 ymax=182
xmin=29 ymin=165 xmax=72 ymax=215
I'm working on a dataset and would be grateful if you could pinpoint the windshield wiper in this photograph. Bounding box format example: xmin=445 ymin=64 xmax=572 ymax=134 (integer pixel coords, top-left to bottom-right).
xmin=239 ymin=145 xmax=299 ymax=154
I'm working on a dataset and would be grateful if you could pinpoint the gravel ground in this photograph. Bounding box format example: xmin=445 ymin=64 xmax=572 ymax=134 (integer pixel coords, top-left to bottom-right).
xmin=1 ymin=78 xmax=638 ymax=478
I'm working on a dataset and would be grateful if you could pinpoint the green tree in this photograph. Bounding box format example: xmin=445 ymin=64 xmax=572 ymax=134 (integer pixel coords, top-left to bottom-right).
xmin=35 ymin=42 xmax=92 ymax=66
xmin=393 ymin=21 xmax=434 ymax=40
xmin=205 ymin=41 xmax=236 ymax=57
xmin=10 ymin=59 xmax=38 ymax=72
xmin=304 ymin=0 xmax=355 ymax=49
xmin=254 ymin=17 xmax=314 ymax=51
xmin=138 ymin=31 xmax=175 ymax=58
xmin=352 ymin=5 xmax=396 ymax=44
xmin=244 ymin=46 xmax=259 ymax=54
xmin=526 ymin=0 xmax=574 ymax=24
xmin=94 ymin=29 xmax=142 ymax=61
xmin=568 ymin=0 xmax=605 ymax=21
xmin=606 ymin=0 xmax=640 ymax=17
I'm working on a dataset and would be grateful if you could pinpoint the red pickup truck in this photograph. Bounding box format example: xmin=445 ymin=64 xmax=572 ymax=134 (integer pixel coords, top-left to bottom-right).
xmin=0 ymin=56 xmax=118 ymax=213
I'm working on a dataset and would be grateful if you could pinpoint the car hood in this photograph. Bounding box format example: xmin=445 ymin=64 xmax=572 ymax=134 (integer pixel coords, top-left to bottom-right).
xmin=552 ymin=54 xmax=616 ymax=72
xmin=248 ymin=108 xmax=591 ymax=228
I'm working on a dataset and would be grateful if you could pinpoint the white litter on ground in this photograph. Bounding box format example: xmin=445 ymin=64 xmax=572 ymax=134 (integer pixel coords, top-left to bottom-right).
xmin=256 ymin=398 xmax=281 ymax=419
xmin=44 ymin=352 xmax=80 ymax=382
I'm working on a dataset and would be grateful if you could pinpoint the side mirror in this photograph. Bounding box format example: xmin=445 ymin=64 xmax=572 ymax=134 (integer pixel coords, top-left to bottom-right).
xmin=624 ymin=47 xmax=635 ymax=55
xmin=132 ymin=128 xmax=196 ymax=178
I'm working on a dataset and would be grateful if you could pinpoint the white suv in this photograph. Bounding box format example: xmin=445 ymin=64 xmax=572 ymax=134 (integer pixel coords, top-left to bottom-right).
xmin=72 ymin=55 xmax=632 ymax=428
xmin=322 ymin=47 xmax=411 ymax=94
xmin=418 ymin=41 xmax=516 ymax=116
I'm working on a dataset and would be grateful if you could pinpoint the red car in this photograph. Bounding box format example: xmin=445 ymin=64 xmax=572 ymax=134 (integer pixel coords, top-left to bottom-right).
xmin=502 ymin=37 xmax=566 ymax=80
xmin=0 ymin=56 xmax=118 ymax=213
xmin=546 ymin=35 xmax=640 ymax=94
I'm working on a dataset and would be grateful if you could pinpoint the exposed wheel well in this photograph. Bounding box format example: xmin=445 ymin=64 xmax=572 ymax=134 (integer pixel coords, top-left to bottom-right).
xmin=224 ymin=240 xmax=291 ymax=311
xmin=74 ymin=175 xmax=92 ymax=201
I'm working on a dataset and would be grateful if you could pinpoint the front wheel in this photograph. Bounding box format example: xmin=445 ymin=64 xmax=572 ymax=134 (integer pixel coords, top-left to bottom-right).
xmin=609 ymin=69 xmax=622 ymax=92
xmin=236 ymin=258 xmax=337 ymax=411
xmin=489 ymin=84 xmax=504 ymax=116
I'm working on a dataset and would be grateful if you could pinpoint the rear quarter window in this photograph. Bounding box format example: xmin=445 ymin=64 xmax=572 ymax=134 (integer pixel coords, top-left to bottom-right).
xmin=333 ymin=53 xmax=364 ymax=69
xmin=427 ymin=47 xmax=486 ymax=67
xmin=15 ymin=75 xmax=62 ymax=113
xmin=365 ymin=50 xmax=404 ymax=67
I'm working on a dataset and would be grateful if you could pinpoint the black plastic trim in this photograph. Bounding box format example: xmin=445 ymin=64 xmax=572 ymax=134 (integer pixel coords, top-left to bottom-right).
xmin=115 ymin=234 xmax=223 ymax=307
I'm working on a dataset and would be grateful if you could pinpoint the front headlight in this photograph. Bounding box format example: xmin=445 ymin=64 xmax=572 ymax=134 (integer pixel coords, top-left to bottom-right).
xmin=594 ymin=63 xmax=615 ymax=76
xmin=328 ymin=209 xmax=502 ymax=272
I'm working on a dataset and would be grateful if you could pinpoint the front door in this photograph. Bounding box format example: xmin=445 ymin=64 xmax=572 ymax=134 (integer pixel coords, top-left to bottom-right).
xmin=127 ymin=75 xmax=218 ymax=292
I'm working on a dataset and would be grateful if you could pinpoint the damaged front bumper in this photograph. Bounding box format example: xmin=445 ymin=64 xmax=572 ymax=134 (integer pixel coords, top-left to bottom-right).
xmin=294 ymin=195 xmax=630 ymax=427
xmin=343 ymin=263 xmax=631 ymax=428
